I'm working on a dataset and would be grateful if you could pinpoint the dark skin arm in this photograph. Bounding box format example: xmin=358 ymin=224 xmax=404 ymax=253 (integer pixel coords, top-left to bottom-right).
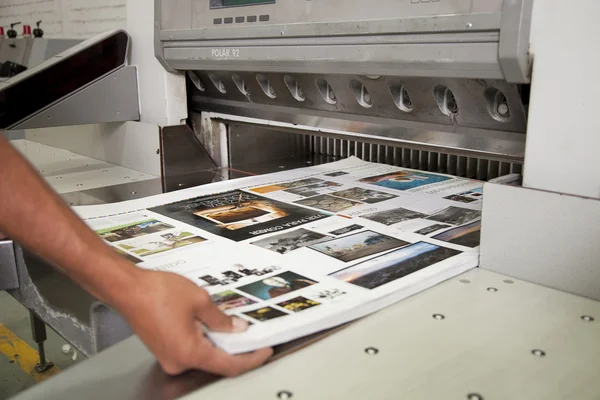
xmin=0 ymin=136 xmax=272 ymax=376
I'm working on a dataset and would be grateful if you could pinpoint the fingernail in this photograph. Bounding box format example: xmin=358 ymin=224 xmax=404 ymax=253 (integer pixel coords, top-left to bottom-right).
xmin=231 ymin=317 xmax=248 ymax=332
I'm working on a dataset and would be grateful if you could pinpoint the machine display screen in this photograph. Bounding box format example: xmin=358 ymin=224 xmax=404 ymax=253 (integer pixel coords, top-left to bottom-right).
xmin=212 ymin=0 xmax=275 ymax=8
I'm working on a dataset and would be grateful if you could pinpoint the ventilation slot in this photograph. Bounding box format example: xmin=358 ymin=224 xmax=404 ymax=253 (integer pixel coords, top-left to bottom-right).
xmin=434 ymin=85 xmax=458 ymax=118
xmin=316 ymin=78 xmax=337 ymax=105
xmin=389 ymin=84 xmax=413 ymax=112
xmin=485 ymin=88 xmax=511 ymax=122
xmin=257 ymin=74 xmax=276 ymax=99
xmin=232 ymin=74 xmax=249 ymax=96
xmin=350 ymin=80 xmax=373 ymax=108
xmin=187 ymin=71 xmax=205 ymax=92
xmin=208 ymin=73 xmax=226 ymax=94
xmin=284 ymin=75 xmax=305 ymax=102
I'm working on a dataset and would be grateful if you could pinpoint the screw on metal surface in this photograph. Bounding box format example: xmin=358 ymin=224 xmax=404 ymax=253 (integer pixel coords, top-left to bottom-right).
xmin=531 ymin=349 xmax=546 ymax=357
xmin=503 ymin=279 xmax=514 ymax=284
xmin=466 ymin=22 xmax=473 ymax=28
xmin=460 ymin=279 xmax=471 ymax=284
xmin=277 ymin=390 xmax=292 ymax=399
xmin=487 ymin=287 xmax=498 ymax=292
xmin=76 ymin=184 xmax=83 ymax=187
xmin=433 ymin=314 xmax=445 ymax=320
xmin=467 ymin=393 xmax=483 ymax=400
xmin=365 ymin=347 xmax=379 ymax=355
xmin=124 ymin=176 xmax=130 ymax=179
xmin=582 ymin=315 xmax=595 ymax=322
xmin=130 ymin=192 xmax=137 ymax=195
xmin=178 ymin=183 xmax=184 ymax=187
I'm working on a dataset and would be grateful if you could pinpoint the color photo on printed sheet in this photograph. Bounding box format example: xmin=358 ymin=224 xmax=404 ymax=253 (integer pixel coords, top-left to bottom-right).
xmin=243 ymin=307 xmax=288 ymax=322
xmin=332 ymin=242 xmax=461 ymax=289
xmin=237 ymin=271 xmax=318 ymax=301
xmin=149 ymin=190 xmax=329 ymax=242
xmin=309 ymin=230 xmax=408 ymax=263
xmin=360 ymin=170 xmax=451 ymax=191
xmin=277 ymin=297 xmax=321 ymax=313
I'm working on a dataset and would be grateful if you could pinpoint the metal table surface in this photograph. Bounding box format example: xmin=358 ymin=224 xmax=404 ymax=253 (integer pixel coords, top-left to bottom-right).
xmin=11 ymin=268 xmax=600 ymax=400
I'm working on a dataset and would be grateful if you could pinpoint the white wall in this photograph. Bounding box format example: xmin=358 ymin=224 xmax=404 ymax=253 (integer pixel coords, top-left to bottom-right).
xmin=0 ymin=0 xmax=126 ymax=38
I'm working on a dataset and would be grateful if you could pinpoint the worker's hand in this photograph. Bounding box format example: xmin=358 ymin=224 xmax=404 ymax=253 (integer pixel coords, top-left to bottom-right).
xmin=117 ymin=269 xmax=273 ymax=377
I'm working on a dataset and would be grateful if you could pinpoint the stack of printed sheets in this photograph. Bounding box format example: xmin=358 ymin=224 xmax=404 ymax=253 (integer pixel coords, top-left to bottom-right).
xmin=78 ymin=157 xmax=482 ymax=353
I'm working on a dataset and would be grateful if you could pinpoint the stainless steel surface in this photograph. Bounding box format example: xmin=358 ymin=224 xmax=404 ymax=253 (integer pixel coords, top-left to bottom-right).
xmin=228 ymin=122 xmax=307 ymax=166
xmin=12 ymin=66 xmax=140 ymax=130
xmin=160 ymin=124 xmax=218 ymax=192
xmin=480 ymin=183 xmax=600 ymax=301
xmin=12 ymin=268 xmax=600 ymax=400
xmin=190 ymin=74 xmax=528 ymax=134
xmin=0 ymin=241 xmax=18 ymax=290
xmin=189 ymin=73 xmax=529 ymax=171
xmin=215 ymin=118 xmax=522 ymax=181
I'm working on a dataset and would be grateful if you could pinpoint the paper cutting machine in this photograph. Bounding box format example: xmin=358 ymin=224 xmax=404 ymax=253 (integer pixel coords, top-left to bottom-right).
xmin=2 ymin=0 xmax=600 ymax=398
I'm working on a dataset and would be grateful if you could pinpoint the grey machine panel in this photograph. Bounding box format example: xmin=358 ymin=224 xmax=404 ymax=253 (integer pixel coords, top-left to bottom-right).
xmin=156 ymin=0 xmax=533 ymax=166
xmin=156 ymin=0 xmax=532 ymax=82
xmin=12 ymin=66 xmax=140 ymax=130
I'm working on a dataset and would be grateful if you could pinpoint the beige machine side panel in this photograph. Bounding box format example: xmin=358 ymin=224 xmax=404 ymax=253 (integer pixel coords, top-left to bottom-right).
xmin=480 ymin=183 xmax=600 ymax=301
xmin=523 ymin=0 xmax=600 ymax=199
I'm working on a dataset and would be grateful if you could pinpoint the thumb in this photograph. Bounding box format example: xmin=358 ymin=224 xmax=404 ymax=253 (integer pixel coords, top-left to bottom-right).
xmin=195 ymin=292 xmax=249 ymax=333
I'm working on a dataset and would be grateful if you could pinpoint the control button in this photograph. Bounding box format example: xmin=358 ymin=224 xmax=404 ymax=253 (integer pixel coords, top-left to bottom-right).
xmin=259 ymin=14 xmax=270 ymax=22
xmin=213 ymin=18 xmax=222 ymax=24
xmin=224 ymin=17 xmax=234 ymax=24
xmin=247 ymin=15 xmax=257 ymax=23
xmin=235 ymin=16 xmax=245 ymax=23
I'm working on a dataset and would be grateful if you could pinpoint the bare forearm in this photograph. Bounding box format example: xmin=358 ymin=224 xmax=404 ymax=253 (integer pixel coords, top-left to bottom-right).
xmin=0 ymin=136 xmax=139 ymax=307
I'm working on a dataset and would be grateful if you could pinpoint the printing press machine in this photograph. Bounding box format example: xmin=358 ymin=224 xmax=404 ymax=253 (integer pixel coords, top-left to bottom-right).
xmin=1 ymin=0 xmax=600 ymax=398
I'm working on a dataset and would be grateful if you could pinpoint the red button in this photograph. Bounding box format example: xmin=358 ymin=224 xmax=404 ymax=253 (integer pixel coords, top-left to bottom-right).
xmin=23 ymin=25 xmax=32 ymax=36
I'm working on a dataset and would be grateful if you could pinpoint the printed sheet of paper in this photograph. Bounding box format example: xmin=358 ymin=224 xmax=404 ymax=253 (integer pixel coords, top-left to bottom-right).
xmin=77 ymin=157 xmax=482 ymax=354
